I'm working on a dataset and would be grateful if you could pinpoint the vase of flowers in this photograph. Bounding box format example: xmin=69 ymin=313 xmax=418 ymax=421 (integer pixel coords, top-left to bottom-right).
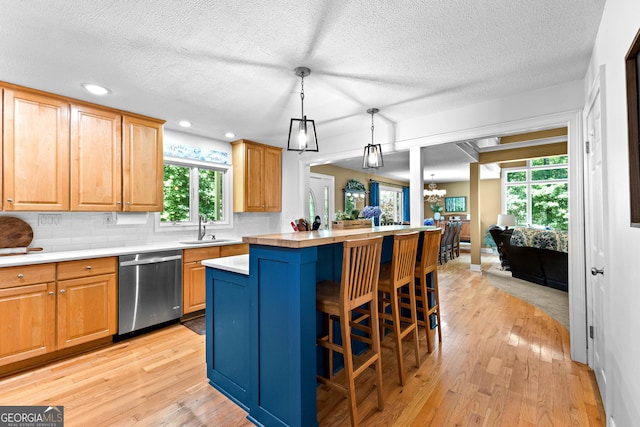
xmin=430 ymin=202 xmax=443 ymax=220
xmin=361 ymin=205 xmax=382 ymax=226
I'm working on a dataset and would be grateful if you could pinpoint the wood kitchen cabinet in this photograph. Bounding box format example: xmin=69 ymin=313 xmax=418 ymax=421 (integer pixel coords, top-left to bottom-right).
xmin=0 ymin=264 xmax=56 ymax=366
xmin=182 ymin=244 xmax=249 ymax=315
xmin=122 ymin=115 xmax=164 ymax=212
xmin=70 ymin=104 xmax=122 ymax=211
xmin=1 ymin=81 xmax=165 ymax=213
xmin=231 ymin=139 xmax=282 ymax=212
xmin=56 ymin=257 xmax=117 ymax=349
xmin=3 ymin=88 xmax=70 ymax=211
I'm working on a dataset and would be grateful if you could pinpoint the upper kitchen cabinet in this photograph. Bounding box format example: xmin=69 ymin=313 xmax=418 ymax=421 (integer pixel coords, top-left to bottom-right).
xmin=122 ymin=116 xmax=164 ymax=212
xmin=1 ymin=81 xmax=165 ymax=212
xmin=3 ymin=88 xmax=70 ymax=211
xmin=70 ymin=104 xmax=122 ymax=211
xmin=231 ymin=139 xmax=282 ymax=212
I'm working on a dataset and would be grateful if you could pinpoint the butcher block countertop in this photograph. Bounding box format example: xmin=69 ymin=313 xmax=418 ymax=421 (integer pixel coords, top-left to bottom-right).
xmin=242 ymin=225 xmax=437 ymax=249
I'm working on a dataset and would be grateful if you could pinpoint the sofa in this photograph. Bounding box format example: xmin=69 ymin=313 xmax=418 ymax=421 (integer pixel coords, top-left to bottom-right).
xmin=496 ymin=227 xmax=568 ymax=292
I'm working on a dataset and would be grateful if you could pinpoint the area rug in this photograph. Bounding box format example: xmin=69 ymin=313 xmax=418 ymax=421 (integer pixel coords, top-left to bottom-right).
xmin=453 ymin=254 xmax=570 ymax=330
xmin=182 ymin=316 xmax=206 ymax=335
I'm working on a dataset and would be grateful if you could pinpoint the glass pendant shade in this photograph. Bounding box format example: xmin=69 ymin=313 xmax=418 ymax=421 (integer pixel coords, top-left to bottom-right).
xmin=288 ymin=116 xmax=318 ymax=152
xmin=363 ymin=143 xmax=383 ymax=168
xmin=287 ymin=67 xmax=318 ymax=152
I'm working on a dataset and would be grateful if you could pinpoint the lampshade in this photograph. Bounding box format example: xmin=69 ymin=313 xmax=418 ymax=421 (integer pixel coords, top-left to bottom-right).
xmin=287 ymin=67 xmax=319 ymax=153
xmin=497 ymin=214 xmax=516 ymax=227
xmin=362 ymin=108 xmax=383 ymax=168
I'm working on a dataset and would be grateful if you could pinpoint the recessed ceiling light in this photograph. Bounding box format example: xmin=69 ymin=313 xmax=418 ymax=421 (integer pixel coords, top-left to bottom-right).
xmin=225 ymin=132 xmax=236 ymax=138
xmin=179 ymin=120 xmax=192 ymax=128
xmin=81 ymin=83 xmax=110 ymax=95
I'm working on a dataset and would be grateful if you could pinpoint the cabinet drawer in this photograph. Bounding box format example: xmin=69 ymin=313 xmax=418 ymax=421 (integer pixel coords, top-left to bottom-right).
xmin=57 ymin=257 xmax=117 ymax=280
xmin=183 ymin=246 xmax=221 ymax=263
xmin=0 ymin=264 xmax=56 ymax=289
xmin=220 ymin=244 xmax=249 ymax=257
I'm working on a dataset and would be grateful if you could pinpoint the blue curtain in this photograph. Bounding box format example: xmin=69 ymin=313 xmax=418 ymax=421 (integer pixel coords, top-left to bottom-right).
xmin=402 ymin=186 xmax=410 ymax=222
xmin=369 ymin=181 xmax=380 ymax=226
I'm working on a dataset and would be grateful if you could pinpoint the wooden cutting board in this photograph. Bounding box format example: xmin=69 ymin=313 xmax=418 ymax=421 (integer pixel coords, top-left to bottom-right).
xmin=0 ymin=217 xmax=34 ymax=248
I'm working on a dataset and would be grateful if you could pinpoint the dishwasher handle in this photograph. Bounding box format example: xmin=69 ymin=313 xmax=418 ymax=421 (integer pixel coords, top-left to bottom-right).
xmin=119 ymin=254 xmax=182 ymax=267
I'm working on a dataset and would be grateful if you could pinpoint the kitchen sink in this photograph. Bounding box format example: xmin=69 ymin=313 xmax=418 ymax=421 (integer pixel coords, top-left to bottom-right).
xmin=179 ymin=239 xmax=233 ymax=245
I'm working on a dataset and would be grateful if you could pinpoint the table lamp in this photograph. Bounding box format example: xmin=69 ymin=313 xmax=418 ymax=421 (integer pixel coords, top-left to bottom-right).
xmin=497 ymin=214 xmax=516 ymax=229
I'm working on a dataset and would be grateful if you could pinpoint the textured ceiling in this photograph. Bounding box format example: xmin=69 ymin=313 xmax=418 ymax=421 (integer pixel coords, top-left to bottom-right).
xmin=0 ymin=0 xmax=605 ymax=181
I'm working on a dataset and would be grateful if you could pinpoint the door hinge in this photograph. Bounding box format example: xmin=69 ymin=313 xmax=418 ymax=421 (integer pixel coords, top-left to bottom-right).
xmin=589 ymin=325 xmax=594 ymax=339
xmin=585 ymin=140 xmax=590 ymax=154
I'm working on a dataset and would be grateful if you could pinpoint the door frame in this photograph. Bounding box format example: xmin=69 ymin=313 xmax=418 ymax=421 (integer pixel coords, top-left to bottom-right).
xmin=583 ymin=65 xmax=610 ymax=410
xmin=309 ymin=172 xmax=335 ymax=230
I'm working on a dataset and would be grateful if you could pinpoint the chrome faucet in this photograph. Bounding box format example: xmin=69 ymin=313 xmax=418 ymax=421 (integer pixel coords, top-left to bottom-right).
xmin=198 ymin=214 xmax=207 ymax=240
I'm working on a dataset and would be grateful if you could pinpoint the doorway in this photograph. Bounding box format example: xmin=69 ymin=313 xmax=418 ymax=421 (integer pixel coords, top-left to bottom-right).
xmin=309 ymin=173 xmax=334 ymax=230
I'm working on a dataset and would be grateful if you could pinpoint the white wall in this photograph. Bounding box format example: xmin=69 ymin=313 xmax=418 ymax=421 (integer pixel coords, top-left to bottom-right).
xmin=586 ymin=0 xmax=640 ymax=425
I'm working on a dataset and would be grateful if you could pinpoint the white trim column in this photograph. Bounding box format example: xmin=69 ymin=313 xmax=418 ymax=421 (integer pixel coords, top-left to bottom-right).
xmin=409 ymin=146 xmax=424 ymax=226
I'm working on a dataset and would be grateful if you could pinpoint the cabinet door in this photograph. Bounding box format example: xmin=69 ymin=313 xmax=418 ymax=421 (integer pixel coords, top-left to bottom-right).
xmin=122 ymin=116 xmax=164 ymax=212
xmin=0 ymin=282 xmax=56 ymax=366
xmin=3 ymin=89 xmax=69 ymax=210
xmin=70 ymin=105 xmax=122 ymax=211
xmin=263 ymin=146 xmax=282 ymax=212
xmin=183 ymin=261 xmax=207 ymax=314
xmin=57 ymin=274 xmax=117 ymax=349
xmin=245 ymin=143 xmax=265 ymax=211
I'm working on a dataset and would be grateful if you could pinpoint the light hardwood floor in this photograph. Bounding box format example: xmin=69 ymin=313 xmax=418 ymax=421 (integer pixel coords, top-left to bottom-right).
xmin=0 ymin=255 xmax=603 ymax=426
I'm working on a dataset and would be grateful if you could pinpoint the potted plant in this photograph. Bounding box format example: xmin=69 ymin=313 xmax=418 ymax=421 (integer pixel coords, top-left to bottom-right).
xmin=430 ymin=202 xmax=443 ymax=220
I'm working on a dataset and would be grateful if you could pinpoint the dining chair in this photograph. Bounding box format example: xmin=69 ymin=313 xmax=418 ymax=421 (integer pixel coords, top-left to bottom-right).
xmin=316 ymin=235 xmax=384 ymax=427
xmin=378 ymin=231 xmax=420 ymax=385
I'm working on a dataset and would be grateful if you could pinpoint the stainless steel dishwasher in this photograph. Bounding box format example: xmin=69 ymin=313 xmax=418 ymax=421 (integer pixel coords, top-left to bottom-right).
xmin=118 ymin=249 xmax=182 ymax=336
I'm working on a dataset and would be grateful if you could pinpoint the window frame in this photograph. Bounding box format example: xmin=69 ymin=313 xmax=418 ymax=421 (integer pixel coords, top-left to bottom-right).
xmin=379 ymin=184 xmax=404 ymax=225
xmin=154 ymin=157 xmax=233 ymax=233
xmin=502 ymin=156 xmax=568 ymax=229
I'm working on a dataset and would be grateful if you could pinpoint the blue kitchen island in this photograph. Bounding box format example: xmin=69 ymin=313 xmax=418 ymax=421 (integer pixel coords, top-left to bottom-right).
xmin=204 ymin=225 xmax=432 ymax=427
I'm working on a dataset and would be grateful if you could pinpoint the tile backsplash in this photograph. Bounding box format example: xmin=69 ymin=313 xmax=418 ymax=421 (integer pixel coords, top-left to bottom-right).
xmin=1 ymin=212 xmax=282 ymax=252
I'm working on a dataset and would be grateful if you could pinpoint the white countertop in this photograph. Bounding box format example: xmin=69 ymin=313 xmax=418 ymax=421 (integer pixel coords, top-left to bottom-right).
xmin=202 ymin=254 xmax=249 ymax=275
xmin=0 ymin=239 xmax=243 ymax=267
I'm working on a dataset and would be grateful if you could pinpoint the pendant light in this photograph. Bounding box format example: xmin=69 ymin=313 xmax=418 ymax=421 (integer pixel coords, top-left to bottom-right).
xmin=362 ymin=108 xmax=383 ymax=168
xmin=423 ymin=174 xmax=446 ymax=203
xmin=287 ymin=66 xmax=318 ymax=153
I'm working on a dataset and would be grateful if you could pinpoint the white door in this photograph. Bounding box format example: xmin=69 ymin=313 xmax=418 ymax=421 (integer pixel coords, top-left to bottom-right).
xmin=309 ymin=173 xmax=334 ymax=230
xmin=584 ymin=70 xmax=608 ymax=405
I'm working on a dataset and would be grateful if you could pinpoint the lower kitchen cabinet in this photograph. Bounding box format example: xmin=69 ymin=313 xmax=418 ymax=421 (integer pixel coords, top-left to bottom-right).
xmin=206 ymin=267 xmax=251 ymax=409
xmin=0 ymin=258 xmax=117 ymax=368
xmin=183 ymin=244 xmax=249 ymax=315
xmin=56 ymin=257 xmax=117 ymax=349
xmin=0 ymin=264 xmax=57 ymax=366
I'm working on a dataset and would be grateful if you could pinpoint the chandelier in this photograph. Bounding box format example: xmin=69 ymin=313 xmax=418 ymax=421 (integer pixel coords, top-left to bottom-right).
xmin=423 ymin=174 xmax=446 ymax=203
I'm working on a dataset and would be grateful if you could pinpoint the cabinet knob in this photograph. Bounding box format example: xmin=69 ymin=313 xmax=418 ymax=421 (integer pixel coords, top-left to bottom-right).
xmin=86 ymin=265 xmax=92 ymax=270
xmin=59 ymin=289 xmax=65 ymax=294
xmin=126 ymin=201 xmax=131 ymax=205
xmin=117 ymin=201 xmax=121 ymax=205
xmin=7 ymin=198 xmax=13 ymax=203
xmin=17 ymin=273 xmax=24 ymax=279
xmin=48 ymin=291 xmax=55 ymax=296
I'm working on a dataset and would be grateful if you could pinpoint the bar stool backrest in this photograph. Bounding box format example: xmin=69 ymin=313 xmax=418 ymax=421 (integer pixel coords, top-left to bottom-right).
xmin=340 ymin=236 xmax=384 ymax=311
xmin=419 ymin=229 xmax=442 ymax=274
xmin=390 ymin=232 xmax=420 ymax=287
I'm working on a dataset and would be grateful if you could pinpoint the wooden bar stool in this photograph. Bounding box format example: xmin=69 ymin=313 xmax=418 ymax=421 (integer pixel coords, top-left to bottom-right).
xmin=316 ymin=236 xmax=384 ymax=427
xmin=378 ymin=231 xmax=420 ymax=386
xmin=414 ymin=229 xmax=442 ymax=353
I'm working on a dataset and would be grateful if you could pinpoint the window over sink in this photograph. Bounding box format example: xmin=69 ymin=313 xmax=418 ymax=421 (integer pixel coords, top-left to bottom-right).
xmin=158 ymin=158 xmax=232 ymax=230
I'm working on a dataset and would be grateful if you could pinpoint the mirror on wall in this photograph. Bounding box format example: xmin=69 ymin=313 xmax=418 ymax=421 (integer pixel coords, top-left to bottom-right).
xmin=343 ymin=179 xmax=367 ymax=214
